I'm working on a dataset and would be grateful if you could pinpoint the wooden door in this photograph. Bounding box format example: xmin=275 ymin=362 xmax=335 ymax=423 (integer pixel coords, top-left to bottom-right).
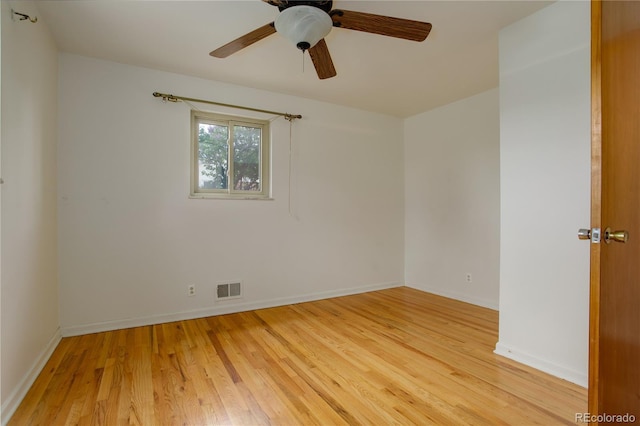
xmin=589 ymin=0 xmax=640 ymax=419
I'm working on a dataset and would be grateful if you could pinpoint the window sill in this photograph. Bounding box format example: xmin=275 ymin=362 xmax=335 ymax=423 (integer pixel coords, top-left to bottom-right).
xmin=189 ymin=194 xmax=274 ymax=201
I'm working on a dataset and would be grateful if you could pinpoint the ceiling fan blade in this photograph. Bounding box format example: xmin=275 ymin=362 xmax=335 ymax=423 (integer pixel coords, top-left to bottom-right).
xmin=330 ymin=9 xmax=432 ymax=42
xmin=210 ymin=22 xmax=276 ymax=58
xmin=308 ymin=39 xmax=337 ymax=80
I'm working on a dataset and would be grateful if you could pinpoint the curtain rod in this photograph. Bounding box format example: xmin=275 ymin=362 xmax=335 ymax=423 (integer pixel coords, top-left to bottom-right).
xmin=152 ymin=92 xmax=302 ymax=121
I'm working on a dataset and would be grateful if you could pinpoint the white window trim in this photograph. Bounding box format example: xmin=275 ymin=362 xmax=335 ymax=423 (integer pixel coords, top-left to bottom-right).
xmin=190 ymin=110 xmax=271 ymax=200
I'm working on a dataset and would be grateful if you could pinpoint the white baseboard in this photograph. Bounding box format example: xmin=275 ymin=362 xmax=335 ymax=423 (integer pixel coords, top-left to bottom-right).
xmin=61 ymin=281 xmax=403 ymax=337
xmin=405 ymin=283 xmax=499 ymax=310
xmin=494 ymin=342 xmax=587 ymax=388
xmin=1 ymin=328 xmax=63 ymax=426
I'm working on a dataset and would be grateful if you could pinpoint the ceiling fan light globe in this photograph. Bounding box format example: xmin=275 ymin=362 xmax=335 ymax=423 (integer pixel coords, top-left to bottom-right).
xmin=275 ymin=5 xmax=332 ymax=51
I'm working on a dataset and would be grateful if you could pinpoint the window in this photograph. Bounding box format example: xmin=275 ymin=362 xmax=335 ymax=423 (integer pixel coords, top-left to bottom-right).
xmin=191 ymin=110 xmax=270 ymax=199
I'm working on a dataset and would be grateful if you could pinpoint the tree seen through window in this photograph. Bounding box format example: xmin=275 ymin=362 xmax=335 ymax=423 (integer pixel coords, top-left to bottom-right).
xmin=198 ymin=123 xmax=261 ymax=192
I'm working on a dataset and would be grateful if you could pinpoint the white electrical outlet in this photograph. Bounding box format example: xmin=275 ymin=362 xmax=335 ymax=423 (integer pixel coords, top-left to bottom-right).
xmin=188 ymin=285 xmax=196 ymax=296
xmin=466 ymin=273 xmax=472 ymax=283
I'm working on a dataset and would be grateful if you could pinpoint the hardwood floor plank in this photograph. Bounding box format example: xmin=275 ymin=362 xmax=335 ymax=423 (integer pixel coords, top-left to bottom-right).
xmin=7 ymin=288 xmax=587 ymax=425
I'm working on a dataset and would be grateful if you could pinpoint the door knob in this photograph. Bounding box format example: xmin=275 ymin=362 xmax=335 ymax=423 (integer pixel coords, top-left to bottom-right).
xmin=604 ymin=227 xmax=629 ymax=244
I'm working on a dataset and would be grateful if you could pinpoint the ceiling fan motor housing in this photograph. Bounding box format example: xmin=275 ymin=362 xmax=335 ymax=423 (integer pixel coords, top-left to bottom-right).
xmin=277 ymin=1 xmax=333 ymax=13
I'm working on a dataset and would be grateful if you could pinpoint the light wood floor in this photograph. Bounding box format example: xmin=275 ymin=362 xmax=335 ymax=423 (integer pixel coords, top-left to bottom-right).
xmin=9 ymin=287 xmax=586 ymax=425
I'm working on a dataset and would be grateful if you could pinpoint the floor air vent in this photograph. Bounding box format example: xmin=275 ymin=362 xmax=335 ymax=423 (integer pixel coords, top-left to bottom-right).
xmin=216 ymin=282 xmax=242 ymax=300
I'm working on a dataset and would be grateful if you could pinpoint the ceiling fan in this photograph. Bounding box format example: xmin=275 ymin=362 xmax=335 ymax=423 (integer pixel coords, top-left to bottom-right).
xmin=210 ymin=0 xmax=432 ymax=80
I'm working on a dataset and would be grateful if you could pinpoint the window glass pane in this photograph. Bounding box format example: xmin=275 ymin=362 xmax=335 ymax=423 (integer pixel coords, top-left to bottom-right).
xmin=198 ymin=123 xmax=228 ymax=190
xmin=233 ymin=125 xmax=261 ymax=191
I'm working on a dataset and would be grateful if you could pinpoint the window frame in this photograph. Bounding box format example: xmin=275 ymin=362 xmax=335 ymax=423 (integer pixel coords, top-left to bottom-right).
xmin=190 ymin=110 xmax=270 ymax=200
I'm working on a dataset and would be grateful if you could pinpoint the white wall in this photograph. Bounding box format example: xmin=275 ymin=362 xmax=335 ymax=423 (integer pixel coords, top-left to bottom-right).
xmin=57 ymin=54 xmax=405 ymax=335
xmin=404 ymin=89 xmax=500 ymax=309
xmin=496 ymin=0 xmax=591 ymax=386
xmin=1 ymin=1 xmax=61 ymax=421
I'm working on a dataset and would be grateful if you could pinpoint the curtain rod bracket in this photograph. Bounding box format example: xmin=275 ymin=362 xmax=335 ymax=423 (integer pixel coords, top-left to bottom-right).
xmin=153 ymin=92 xmax=179 ymax=103
xmin=153 ymin=91 xmax=301 ymax=121
xmin=11 ymin=9 xmax=38 ymax=23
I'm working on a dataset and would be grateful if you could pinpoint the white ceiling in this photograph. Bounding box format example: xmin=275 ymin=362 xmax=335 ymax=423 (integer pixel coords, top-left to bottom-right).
xmin=36 ymin=0 xmax=552 ymax=118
